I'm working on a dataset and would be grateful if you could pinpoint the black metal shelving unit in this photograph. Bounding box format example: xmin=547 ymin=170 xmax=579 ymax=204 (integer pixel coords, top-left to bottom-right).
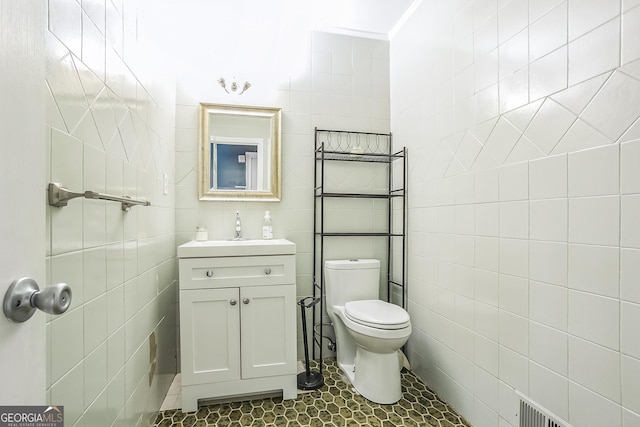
xmin=312 ymin=128 xmax=408 ymax=375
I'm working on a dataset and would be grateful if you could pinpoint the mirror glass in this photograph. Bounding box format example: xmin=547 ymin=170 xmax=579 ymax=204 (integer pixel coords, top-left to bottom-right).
xmin=199 ymin=103 xmax=281 ymax=201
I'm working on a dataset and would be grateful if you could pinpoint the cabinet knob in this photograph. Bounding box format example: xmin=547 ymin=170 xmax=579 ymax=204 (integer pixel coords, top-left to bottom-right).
xmin=264 ymin=267 xmax=271 ymax=275
xmin=243 ymin=298 xmax=250 ymax=305
xmin=230 ymin=299 xmax=237 ymax=306
xmin=205 ymin=270 xmax=214 ymax=277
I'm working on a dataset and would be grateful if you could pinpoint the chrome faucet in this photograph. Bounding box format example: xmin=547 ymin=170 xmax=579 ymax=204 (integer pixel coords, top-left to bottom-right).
xmin=234 ymin=211 xmax=242 ymax=240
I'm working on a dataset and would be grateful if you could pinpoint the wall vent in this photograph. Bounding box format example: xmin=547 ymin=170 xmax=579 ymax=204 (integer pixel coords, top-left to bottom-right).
xmin=516 ymin=392 xmax=572 ymax=427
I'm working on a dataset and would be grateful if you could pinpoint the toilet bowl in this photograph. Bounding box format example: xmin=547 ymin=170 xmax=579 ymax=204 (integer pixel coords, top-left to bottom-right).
xmin=324 ymin=259 xmax=412 ymax=404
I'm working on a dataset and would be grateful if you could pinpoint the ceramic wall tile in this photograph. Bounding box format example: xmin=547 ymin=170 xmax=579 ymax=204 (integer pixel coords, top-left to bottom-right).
xmin=475 ymin=168 xmax=500 ymax=203
xmin=475 ymin=236 xmax=499 ymax=272
xmin=49 ymin=307 xmax=84 ymax=386
xmin=568 ymin=18 xmax=620 ymax=86
xmin=525 ymin=98 xmax=576 ymax=155
xmin=568 ymin=144 xmax=619 ymax=197
xmin=83 ymin=342 xmax=108 ymax=408
xmin=530 ymin=322 xmax=568 ymax=375
xmin=84 ymin=294 xmax=108 ymax=355
xmin=621 ymin=355 xmax=640 ymax=414
xmin=530 ymin=241 xmax=567 ymax=286
xmin=498 ymin=0 xmax=528 ymax=44
xmin=529 ymin=362 xmax=569 ymax=420
xmin=568 ymin=336 xmax=621 ymax=403
xmin=45 ymin=0 xmax=176 ymax=422
xmin=499 ymin=29 xmax=528 ymax=79
xmin=474 ymin=364 xmax=500 ymax=412
xmin=581 ymin=71 xmax=640 ymax=141
xmin=476 ymin=203 xmax=500 ymax=237
xmin=499 ymin=161 xmax=528 ymax=201
xmin=568 ymin=196 xmax=620 ymax=246
xmin=498 ymin=274 xmax=528 ymax=316
xmin=621 ymin=302 xmax=640 ymax=359
xmin=568 ymin=243 xmax=620 ymax=297
xmin=499 ymin=238 xmax=529 ymax=278
xmin=529 ymin=3 xmax=567 ymax=61
xmin=621 ymin=195 xmax=640 ymax=248
xmin=499 ymin=201 xmax=529 ymax=238
xmin=498 ymin=345 xmax=529 ymax=392
xmin=622 ymin=5 xmax=640 ymax=64
xmin=529 ymin=0 xmax=565 ymax=23
xmin=568 ymin=0 xmax=620 ymax=41
xmin=530 ymin=281 xmax=567 ymax=331
xmin=475 ymin=334 xmax=499 ymax=376
xmin=530 ymin=46 xmax=568 ymax=101
xmin=48 ymin=0 xmax=82 ymax=57
xmin=476 ymin=300 xmax=499 ymax=341
xmin=499 ymin=310 xmax=528 ymax=355
xmin=530 ymin=199 xmax=568 ymax=242
xmin=568 ymin=382 xmax=622 ymax=427
xmin=394 ymin=0 xmax=638 ymax=423
xmin=621 ymin=140 xmax=640 ymax=194
xmin=476 ymin=269 xmax=499 ymax=306
xmin=529 ymin=154 xmax=568 ymax=199
xmin=568 ymin=290 xmax=620 ymax=350
xmin=621 ymin=249 xmax=640 ymax=304
xmin=50 ymin=363 xmax=85 ymax=426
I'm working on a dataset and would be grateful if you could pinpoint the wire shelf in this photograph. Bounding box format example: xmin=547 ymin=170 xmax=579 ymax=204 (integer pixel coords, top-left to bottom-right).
xmin=315 ymin=129 xmax=392 ymax=155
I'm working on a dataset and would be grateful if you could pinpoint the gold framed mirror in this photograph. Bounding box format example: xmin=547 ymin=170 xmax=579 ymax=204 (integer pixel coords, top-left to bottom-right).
xmin=199 ymin=103 xmax=281 ymax=201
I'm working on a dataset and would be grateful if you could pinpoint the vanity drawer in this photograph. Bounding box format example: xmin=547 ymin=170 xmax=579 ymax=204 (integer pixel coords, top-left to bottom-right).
xmin=179 ymin=255 xmax=295 ymax=289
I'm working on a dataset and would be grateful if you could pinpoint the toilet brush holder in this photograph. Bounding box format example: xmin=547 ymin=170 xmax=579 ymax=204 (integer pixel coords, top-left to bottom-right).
xmin=297 ymin=296 xmax=324 ymax=390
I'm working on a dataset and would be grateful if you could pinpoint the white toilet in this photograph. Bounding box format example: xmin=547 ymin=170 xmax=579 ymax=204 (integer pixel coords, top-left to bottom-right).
xmin=324 ymin=259 xmax=412 ymax=404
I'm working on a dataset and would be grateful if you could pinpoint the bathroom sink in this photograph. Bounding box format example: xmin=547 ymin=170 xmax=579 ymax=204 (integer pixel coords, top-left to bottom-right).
xmin=178 ymin=239 xmax=296 ymax=258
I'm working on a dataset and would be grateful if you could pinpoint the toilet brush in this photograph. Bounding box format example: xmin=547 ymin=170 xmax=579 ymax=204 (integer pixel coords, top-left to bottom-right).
xmin=297 ymin=296 xmax=324 ymax=390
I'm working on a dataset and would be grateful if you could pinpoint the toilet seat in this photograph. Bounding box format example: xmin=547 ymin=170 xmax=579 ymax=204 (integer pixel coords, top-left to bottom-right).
xmin=334 ymin=306 xmax=411 ymax=341
xmin=345 ymin=300 xmax=410 ymax=330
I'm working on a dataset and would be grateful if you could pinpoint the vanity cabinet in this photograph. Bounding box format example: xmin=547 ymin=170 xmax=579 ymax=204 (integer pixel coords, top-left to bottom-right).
xmin=178 ymin=240 xmax=297 ymax=412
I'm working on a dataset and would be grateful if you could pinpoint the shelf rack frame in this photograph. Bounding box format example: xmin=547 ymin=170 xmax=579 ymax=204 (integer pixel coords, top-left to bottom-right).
xmin=311 ymin=128 xmax=408 ymax=375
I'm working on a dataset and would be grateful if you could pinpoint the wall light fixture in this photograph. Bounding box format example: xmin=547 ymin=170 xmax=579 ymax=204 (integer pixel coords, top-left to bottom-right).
xmin=217 ymin=77 xmax=251 ymax=95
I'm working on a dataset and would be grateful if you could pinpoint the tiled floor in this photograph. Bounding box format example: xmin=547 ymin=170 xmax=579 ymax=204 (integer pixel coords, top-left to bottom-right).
xmin=159 ymin=370 xmax=183 ymax=412
xmin=154 ymin=359 xmax=471 ymax=426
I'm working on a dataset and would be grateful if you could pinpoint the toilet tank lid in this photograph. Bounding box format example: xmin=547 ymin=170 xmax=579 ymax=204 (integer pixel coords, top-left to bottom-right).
xmin=324 ymin=259 xmax=380 ymax=270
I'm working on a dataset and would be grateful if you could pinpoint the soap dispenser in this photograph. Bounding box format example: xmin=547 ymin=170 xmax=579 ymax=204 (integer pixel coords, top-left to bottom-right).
xmin=262 ymin=210 xmax=273 ymax=240
xmin=195 ymin=225 xmax=208 ymax=241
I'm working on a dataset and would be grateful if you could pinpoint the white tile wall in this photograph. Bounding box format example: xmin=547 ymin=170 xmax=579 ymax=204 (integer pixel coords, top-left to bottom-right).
xmin=568 ymin=244 xmax=619 ymax=297
xmin=392 ymin=0 xmax=640 ymax=426
xmin=568 ymin=196 xmax=620 ymax=245
xmin=529 ymin=361 xmax=569 ymax=420
xmin=45 ymin=1 xmax=177 ymax=426
xmin=530 ymin=322 xmax=568 ymax=375
xmin=621 ymin=248 xmax=640 ymax=304
xmin=529 ymin=241 xmax=567 ymax=286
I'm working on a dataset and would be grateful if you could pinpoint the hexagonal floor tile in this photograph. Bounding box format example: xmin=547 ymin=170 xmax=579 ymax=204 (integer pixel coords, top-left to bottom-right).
xmin=153 ymin=359 xmax=472 ymax=426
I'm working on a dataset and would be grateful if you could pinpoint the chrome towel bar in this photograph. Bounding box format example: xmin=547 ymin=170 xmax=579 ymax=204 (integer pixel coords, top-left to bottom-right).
xmin=48 ymin=182 xmax=151 ymax=211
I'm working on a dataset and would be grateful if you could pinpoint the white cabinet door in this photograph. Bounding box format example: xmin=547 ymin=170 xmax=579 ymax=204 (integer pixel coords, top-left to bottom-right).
xmin=240 ymin=285 xmax=296 ymax=379
xmin=180 ymin=288 xmax=241 ymax=385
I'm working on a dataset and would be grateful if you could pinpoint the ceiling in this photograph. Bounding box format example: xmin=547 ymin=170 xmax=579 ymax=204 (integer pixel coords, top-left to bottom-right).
xmin=140 ymin=0 xmax=419 ymax=42
xmin=310 ymin=0 xmax=419 ymax=40
xmin=137 ymin=0 xmax=419 ymax=76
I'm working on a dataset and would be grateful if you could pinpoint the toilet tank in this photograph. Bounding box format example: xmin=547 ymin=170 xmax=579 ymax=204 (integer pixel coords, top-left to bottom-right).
xmin=324 ymin=259 xmax=380 ymax=308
